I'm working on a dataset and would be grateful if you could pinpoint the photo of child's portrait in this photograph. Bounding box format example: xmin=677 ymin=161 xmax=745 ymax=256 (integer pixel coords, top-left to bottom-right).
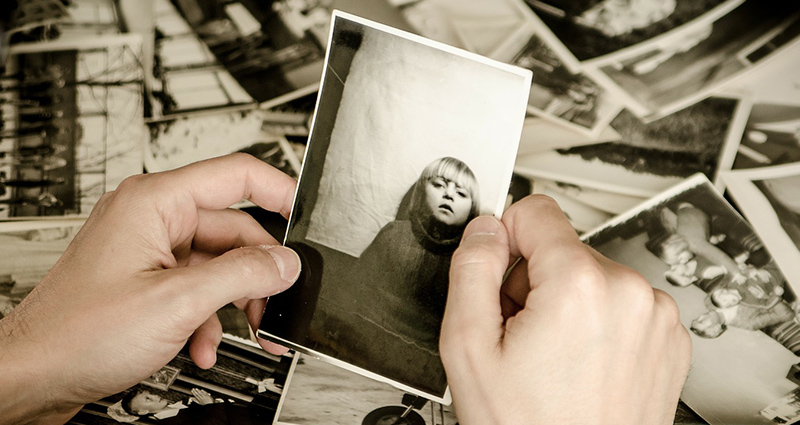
xmin=257 ymin=12 xmax=530 ymax=402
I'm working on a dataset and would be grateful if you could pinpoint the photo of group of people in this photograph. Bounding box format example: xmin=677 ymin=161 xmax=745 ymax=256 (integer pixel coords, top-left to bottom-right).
xmin=6 ymin=1 xmax=800 ymax=425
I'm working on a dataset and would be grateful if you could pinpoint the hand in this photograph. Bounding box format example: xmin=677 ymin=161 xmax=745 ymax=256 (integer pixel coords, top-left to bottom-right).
xmin=0 ymin=154 xmax=301 ymax=425
xmin=440 ymin=195 xmax=691 ymax=425
xmin=190 ymin=388 xmax=216 ymax=406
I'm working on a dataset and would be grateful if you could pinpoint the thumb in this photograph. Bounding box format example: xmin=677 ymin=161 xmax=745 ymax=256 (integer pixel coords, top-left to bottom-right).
xmin=441 ymin=216 xmax=509 ymax=357
xmin=164 ymin=245 xmax=301 ymax=319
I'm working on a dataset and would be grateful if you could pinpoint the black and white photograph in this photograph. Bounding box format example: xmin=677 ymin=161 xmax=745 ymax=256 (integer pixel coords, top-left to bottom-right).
xmin=275 ymin=353 xmax=458 ymax=425
xmin=144 ymin=108 xmax=303 ymax=177
xmin=516 ymin=115 xmax=621 ymax=156
xmin=2 ymin=34 xmax=145 ymax=219
xmin=582 ymin=174 xmax=800 ymax=425
xmin=68 ymin=337 xmax=296 ymax=425
xmin=731 ymin=102 xmax=800 ymax=170
xmin=152 ymin=0 xmax=414 ymax=118
xmin=514 ymin=96 xmax=748 ymax=197
xmin=522 ymin=0 xmax=739 ymax=64
xmin=0 ymin=219 xmax=83 ymax=319
xmin=510 ymin=32 xmax=623 ymax=136
xmin=591 ymin=0 xmax=800 ymax=119
xmin=722 ymin=162 xmax=800 ymax=295
xmin=257 ymin=12 xmax=530 ymax=402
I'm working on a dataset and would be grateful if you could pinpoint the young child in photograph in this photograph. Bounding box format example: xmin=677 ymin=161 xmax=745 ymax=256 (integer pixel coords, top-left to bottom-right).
xmin=355 ymin=156 xmax=480 ymax=351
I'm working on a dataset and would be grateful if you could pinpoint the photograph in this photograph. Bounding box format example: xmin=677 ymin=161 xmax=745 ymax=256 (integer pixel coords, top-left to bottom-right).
xmin=0 ymin=219 xmax=84 ymax=319
xmin=2 ymin=34 xmax=146 ymax=219
xmin=275 ymin=353 xmax=457 ymax=425
xmin=731 ymin=102 xmax=800 ymax=170
xmin=722 ymin=162 xmax=800 ymax=295
xmin=522 ymin=0 xmax=739 ymax=63
xmin=593 ymin=0 xmax=800 ymax=119
xmin=153 ymin=0 xmax=414 ymax=118
xmin=144 ymin=108 xmax=303 ymax=176
xmin=67 ymin=337 xmax=296 ymax=425
xmin=514 ymin=96 xmax=748 ymax=197
xmin=516 ymin=116 xmax=621 ymax=156
xmin=257 ymin=11 xmax=531 ymax=403
xmin=583 ymin=174 xmax=800 ymax=425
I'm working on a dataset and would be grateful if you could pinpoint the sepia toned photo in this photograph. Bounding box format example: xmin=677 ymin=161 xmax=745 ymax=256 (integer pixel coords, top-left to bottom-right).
xmin=258 ymin=12 xmax=530 ymax=402
xmin=2 ymin=34 xmax=145 ymax=219
xmin=723 ymin=163 xmax=800 ymax=295
xmin=593 ymin=0 xmax=800 ymax=119
xmin=731 ymin=102 xmax=800 ymax=170
xmin=276 ymin=353 xmax=457 ymax=425
xmin=70 ymin=337 xmax=296 ymax=425
xmin=583 ymin=174 xmax=800 ymax=425
xmin=515 ymin=96 xmax=748 ymax=197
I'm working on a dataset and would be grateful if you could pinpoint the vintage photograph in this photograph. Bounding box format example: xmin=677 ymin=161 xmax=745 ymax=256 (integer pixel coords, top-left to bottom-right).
xmin=258 ymin=12 xmax=530 ymax=402
xmin=152 ymin=0 xmax=414 ymax=117
xmin=593 ymin=0 xmax=800 ymax=119
xmin=723 ymin=162 xmax=800 ymax=294
xmin=522 ymin=0 xmax=738 ymax=63
xmin=0 ymin=219 xmax=83 ymax=318
xmin=144 ymin=108 xmax=303 ymax=176
xmin=731 ymin=102 xmax=800 ymax=170
xmin=583 ymin=174 xmax=800 ymax=425
xmin=67 ymin=337 xmax=296 ymax=425
xmin=276 ymin=353 xmax=457 ymax=425
xmin=516 ymin=116 xmax=621 ymax=156
xmin=2 ymin=34 xmax=145 ymax=219
xmin=515 ymin=96 xmax=747 ymax=197
xmin=510 ymin=32 xmax=623 ymax=136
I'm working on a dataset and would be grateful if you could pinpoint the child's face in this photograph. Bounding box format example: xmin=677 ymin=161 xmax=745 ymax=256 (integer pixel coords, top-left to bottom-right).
xmin=425 ymin=176 xmax=472 ymax=227
xmin=711 ymin=288 xmax=741 ymax=308
xmin=661 ymin=236 xmax=692 ymax=265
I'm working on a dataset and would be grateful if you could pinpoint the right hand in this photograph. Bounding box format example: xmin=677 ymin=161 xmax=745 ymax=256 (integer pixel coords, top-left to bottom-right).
xmin=440 ymin=195 xmax=691 ymax=425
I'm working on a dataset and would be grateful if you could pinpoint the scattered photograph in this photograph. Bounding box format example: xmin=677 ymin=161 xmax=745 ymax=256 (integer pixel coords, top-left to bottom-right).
xmin=583 ymin=174 xmax=800 ymax=425
xmin=593 ymin=0 xmax=800 ymax=119
xmin=152 ymin=0 xmax=414 ymax=118
xmin=515 ymin=96 xmax=747 ymax=197
xmin=522 ymin=0 xmax=737 ymax=63
xmin=510 ymin=32 xmax=623 ymax=136
xmin=722 ymin=162 xmax=800 ymax=294
xmin=2 ymin=34 xmax=146 ymax=219
xmin=144 ymin=108 xmax=302 ymax=176
xmin=276 ymin=353 xmax=458 ymax=425
xmin=69 ymin=337 xmax=296 ymax=425
xmin=532 ymin=177 xmax=647 ymax=215
xmin=731 ymin=102 xmax=800 ymax=170
xmin=533 ymin=178 xmax=614 ymax=234
xmin=761 ymin=388 xmax=800 ymax=424
xmin=516 ymin=116 xmax=620 ymax=156
xmin=0 ymin=219 xmax=83 ymax=318
xmin=258 ymin=12 xmax=530 ymax=402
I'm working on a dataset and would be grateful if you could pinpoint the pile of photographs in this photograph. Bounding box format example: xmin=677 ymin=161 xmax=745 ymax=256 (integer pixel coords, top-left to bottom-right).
xmin=3 ymin=0 xmax=800 ymax=424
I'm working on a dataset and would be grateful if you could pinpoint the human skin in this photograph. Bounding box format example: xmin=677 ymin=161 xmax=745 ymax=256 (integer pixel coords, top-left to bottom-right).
xmin=425 ymin=176 xmax=473 ymax=227
xmin=440 ymin=195 xmax=692 ymax=425
xmin=0 ymin=154 xmax=301 ymax=425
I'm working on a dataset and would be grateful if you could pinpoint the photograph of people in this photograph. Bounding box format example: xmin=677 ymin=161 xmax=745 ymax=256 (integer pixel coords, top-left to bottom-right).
xmin=257 ymin=12 xmax=530 ymax=402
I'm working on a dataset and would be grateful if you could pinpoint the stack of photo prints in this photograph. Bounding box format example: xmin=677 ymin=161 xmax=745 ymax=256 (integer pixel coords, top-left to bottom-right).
xmin=4 ymin=0 xmax=800 ymax=424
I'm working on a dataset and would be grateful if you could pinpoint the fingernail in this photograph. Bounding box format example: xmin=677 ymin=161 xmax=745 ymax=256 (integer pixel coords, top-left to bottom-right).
xmin=463 ymin=216 xmax=501 ymax=241
xmin=262 ymin=245 xmax=302 ymax=282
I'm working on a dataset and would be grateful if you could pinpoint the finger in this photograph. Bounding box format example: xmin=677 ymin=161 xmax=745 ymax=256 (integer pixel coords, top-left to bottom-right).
xmin=233 ymin=298 xmax=291 ymax=355
xmin=503 ymin=195 xmax=595 ymax=291
xmin=149 ymin=153 xmax=297 ymax=217
xmin=441 ymin=216 xmax=509 ymax=356
xmin=157 ymin=245 xmax=301 ymax=322
xmin=500 ymin=259 xmax=528 ymax=319
xmin=189 ymin=314 xmax=223 ymax=369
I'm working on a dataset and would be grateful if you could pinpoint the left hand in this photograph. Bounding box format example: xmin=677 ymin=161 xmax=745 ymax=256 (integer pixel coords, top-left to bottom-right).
xmin=0 ymin=154 xmax=301 ymax=425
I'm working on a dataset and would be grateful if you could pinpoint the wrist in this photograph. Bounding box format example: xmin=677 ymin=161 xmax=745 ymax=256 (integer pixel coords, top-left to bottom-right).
xmin=0 ymin=317 xmax=82 ymax=425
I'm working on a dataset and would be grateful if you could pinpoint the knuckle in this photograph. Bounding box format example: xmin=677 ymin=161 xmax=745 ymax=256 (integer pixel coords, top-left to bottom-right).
xmin=654 ymin=289 xmax=683 ymax=327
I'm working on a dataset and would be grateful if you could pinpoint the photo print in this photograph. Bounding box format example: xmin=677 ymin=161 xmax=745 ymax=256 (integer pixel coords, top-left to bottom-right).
xmin=258 ymin=12 xmax=531 ymax=403
xmin=151 ymin=0 xmax=414 ymax=118
xmin=2 ymin=34 xmax=146 ymax=219
xmin=275 ymin=353 xmax=458 ymax=425
xmin=582 ymin=174 xmax=800 ymax=425
xmin=69 ymin=337 xmax=297 ymax=425
xmin=521 ymin=0 xmax=739 ymax=64
xmin=731 ymin=102 xmax=800 ymax=170
xmin=588 ymin=0 xmax=800 ymax=119
xmin=514 ymin=96 xmax=749 ymax=197
xmin=723 ymin=163 xmax=800 ymax=295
